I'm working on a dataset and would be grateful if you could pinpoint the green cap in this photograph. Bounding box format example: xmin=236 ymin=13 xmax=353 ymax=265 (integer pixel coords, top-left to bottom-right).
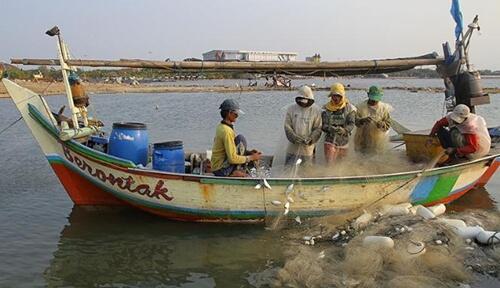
xmin=367 ymin=86 xmax=383 ymax=101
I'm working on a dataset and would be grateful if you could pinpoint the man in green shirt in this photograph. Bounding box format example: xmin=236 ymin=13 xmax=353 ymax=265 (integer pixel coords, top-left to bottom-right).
xmin=211 ymin=99 xmax=261 ymax=177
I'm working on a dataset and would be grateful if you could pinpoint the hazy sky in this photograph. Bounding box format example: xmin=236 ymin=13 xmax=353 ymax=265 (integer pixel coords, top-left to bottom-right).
xmin=1 ymin=0 xmax=499 ymax=69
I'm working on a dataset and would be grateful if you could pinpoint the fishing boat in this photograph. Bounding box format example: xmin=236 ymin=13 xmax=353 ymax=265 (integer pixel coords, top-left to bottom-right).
xmin=2 ymin=15 xmax=499 ymax=223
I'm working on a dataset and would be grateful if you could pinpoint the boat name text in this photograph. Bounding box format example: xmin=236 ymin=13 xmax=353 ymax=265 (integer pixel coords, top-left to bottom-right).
xmin=62 ymin=146 xmax=173 ymax=201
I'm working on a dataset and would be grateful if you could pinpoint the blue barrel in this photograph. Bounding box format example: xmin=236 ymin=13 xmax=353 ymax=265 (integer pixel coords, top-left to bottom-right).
xmin=108 ymin=122 xmax=148 ymax=166
xmin=153 ymin=141 xmax=185 ymax=173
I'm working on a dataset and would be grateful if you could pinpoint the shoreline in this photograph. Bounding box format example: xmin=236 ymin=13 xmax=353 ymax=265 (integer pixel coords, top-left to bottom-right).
xmin=1 ymin=79 xmax=499 ymax=98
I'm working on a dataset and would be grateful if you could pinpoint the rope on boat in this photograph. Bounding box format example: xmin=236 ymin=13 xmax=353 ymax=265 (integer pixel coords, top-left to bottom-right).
xmin=0 ymin=116 xmax=22 ymax=136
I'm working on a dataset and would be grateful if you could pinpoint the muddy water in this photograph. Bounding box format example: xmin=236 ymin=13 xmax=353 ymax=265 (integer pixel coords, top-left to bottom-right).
xmin=0 ymin=78 xmax=498 ymax=287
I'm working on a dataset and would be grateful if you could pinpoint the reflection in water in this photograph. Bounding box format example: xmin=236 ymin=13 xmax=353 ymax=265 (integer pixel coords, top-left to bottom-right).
xmin=447 ymin=187 xmax=497 ymax=212
xmin=44 ymin=207 xmax=282 ymax=287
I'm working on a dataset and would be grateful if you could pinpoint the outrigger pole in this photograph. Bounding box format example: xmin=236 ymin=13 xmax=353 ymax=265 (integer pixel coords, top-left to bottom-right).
xmin=11 ymin=55 xmax=444 ymax=77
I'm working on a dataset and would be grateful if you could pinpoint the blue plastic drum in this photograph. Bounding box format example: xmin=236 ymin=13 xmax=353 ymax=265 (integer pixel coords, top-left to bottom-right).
xmin=153 ymin=141 xmax=185 ymax=173
xmin=108 ymin=122 xmax=148 ymax=166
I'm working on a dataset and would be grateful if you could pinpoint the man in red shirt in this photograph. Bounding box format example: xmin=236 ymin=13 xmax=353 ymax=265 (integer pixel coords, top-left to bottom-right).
xmin=430 ymin=104 xmax=491 ymax=160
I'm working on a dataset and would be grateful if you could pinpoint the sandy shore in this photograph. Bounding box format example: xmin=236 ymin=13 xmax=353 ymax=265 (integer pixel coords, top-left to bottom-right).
xmin=0 ymin=80 xmax=284 ymax=98
xmin=1 ymin=79 xmax=499 ymax=98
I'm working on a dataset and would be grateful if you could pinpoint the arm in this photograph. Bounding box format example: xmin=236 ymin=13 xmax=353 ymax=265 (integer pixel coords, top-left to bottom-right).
xmin=430 ymin=117 xmax=449 ymax=135
xmin=222 ymin=131 xmax=247 ymax=165
xmin=344 ymin=110 xmax=356 ymax=134
xmin=284 ymin=111 xmax=304 ymax=144
xmin=321 ymin=111 xmax=329 ymax=133
xmin=309 ymin=111 xmax=323 ymax=144
xmin=376 ymin=113 xmax=391 ymax=132
xmin=456 ymin=133 xmax=480 ymax=156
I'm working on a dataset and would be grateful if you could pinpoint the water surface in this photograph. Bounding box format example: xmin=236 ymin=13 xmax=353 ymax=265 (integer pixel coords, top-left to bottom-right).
xmin=0 ymin=78 xmax=498 ymax=287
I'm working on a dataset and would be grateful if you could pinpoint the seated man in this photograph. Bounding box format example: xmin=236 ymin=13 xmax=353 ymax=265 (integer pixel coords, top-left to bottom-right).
xmin=430 ymin=104 xmax=491 ymax=160
xmin=211 ymin=99 xmax=261 ymax=177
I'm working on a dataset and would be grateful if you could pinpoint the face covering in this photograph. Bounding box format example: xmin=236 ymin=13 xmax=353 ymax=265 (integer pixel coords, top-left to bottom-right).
xmin=296 ymin=98 xmax=314 ymax=107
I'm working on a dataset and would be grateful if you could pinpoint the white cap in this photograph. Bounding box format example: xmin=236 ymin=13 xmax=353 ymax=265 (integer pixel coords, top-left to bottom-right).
xmin=449 ymin=104 xmax=470 ymax=124
xmin=297 ymin=85 xmax=314 ymax=100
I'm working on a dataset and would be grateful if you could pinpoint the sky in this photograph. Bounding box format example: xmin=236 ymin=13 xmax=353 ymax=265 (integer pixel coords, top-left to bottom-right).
xmin=1 ymin=0 xmax=499 ymax=70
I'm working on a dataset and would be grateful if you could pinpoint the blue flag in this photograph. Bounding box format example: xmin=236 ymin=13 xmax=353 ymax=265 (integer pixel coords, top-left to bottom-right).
xmin=450 ymin=0 xmax=464 ymax=39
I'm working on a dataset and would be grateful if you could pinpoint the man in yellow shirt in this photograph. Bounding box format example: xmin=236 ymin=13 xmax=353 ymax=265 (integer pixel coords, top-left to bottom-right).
xmin=211 ymin=99 xmax=261 ymax=177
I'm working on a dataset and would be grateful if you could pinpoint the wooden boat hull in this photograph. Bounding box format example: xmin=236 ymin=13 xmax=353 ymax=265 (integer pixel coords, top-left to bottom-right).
xmin=4 ymin=79 xmax=499 ymax=222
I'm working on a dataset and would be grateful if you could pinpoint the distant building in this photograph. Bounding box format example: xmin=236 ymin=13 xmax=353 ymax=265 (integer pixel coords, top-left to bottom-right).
xmin=202 ymin=50 xmax=297 ymax=62
xmin=306 ymin=54 xmax=321 ymax=63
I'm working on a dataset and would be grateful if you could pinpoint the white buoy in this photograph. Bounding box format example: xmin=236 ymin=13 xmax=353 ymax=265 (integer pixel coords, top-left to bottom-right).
xmin=416 ymin=206 xmax=436 ymax=220
xmin=476 ymin=231 xmax=500 ymax=245
xmin=363 ymin=236 xmax=394 ymax=249
xmin=381 ymin=205 xmax=410 ymax=217
xmin=437 ymin=218 xmax=467 ymax=229
xmin=271 ymin=200 xmax=282 ymax=206
xmin=353 ymin=212 xmax=373 ymax=229
xmin=455 ymin=226 xmax=485 ymax=239
xmin=427 ymin=204 xmax=446 ymax=217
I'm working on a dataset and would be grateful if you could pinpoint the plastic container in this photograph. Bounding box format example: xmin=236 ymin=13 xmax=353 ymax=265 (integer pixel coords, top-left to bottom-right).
xmin=476 ymin=231 xmax=499 ymax=245
xmin=403 ymin=130 xmax=445 ymax=162
xmin=456 ymin=226 xmax=484 ymax=239
xmin=87 ymin=135 xmax=109 ymax=153
xmin=153 ymin=141 xmax=185 ymax=173
xmin=108 ymin=122 xmax=148 ymax=166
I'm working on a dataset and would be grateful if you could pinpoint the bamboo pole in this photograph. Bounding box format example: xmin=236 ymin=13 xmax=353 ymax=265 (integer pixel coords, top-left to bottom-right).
xmin=11 ymin=55 xmax=444 ymax=76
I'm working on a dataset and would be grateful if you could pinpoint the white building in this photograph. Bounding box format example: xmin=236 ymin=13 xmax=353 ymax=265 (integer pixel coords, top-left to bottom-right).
xmin=202 ymin=50 xmax=297 ymax=62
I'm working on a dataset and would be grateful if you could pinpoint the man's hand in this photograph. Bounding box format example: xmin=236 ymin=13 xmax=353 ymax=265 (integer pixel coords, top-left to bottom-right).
xmin=357 ymin=117 xmax=372 ymax=126
xmin=376 ymin=121 xmax=389 ymax=131
xmin=302 ymin=136 xmax=313 ymax=145
xmin=332 ymin=126 xmax=346 ymax=135
xmin=247 ymin=151 xmax=262 ymax=162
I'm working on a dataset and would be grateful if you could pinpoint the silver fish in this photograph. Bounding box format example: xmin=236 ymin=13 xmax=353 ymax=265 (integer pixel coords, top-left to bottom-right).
xmin=295 ymin=158 xmax=302 ymax=166
xmin=271 ymin=200 xmax=282 ymax=206
xmin=262 ymin=178 xmax=272 ymax=190
xmin=283 ymin=202 xmax=290 ymax=216
xmin=294 ymin=216 xmax=301 ymax=224
xmin=285 ymin=183 xmax=294 ymax=195
xmin=254 ymin=183 xmax=262 ymax=189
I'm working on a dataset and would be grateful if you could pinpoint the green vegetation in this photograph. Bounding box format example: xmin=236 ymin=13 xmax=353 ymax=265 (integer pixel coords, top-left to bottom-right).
xmin=2 ymin=63 xmax=500 ymax=81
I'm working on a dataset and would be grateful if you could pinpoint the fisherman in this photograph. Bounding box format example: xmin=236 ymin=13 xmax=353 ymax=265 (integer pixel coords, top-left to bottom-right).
xmin=430 ymin=104 xmax=491 ymax=161
xmin=211 ymin=99 xmax=262 ymax=177
xmin=321 ymin=83 xmax=356 ymax=163
xmin=284 ymin=85 xmax=322 ymax=166
xmin=354 ymin=86 xmax=392 ymax=154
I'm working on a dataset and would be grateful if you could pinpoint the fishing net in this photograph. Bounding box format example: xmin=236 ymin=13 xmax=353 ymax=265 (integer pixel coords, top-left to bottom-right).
xmin=252 ymin=209 xmax=500 ymax=288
